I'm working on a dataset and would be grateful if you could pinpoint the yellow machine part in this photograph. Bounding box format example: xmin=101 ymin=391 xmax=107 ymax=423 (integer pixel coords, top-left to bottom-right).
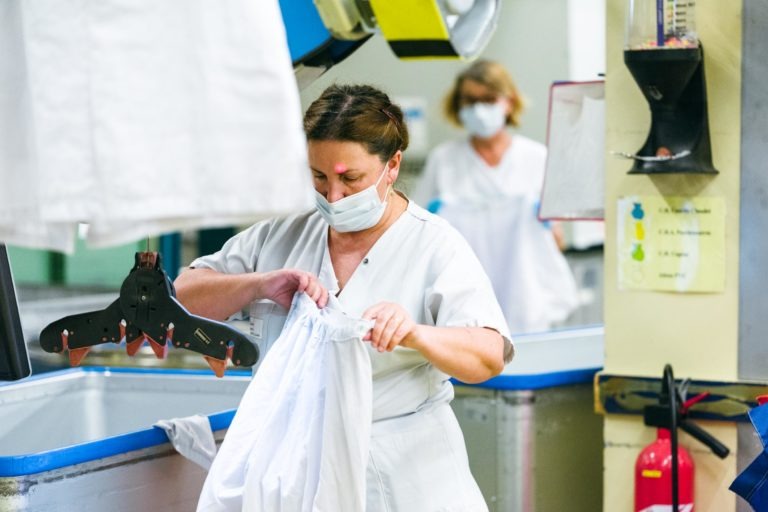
xmin=368 ymin=0 xmax=459 ymax=59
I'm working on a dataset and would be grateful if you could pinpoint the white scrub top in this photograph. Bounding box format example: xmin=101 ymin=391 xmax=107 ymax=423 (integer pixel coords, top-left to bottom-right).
xmin=191 ymin=199 xmax=510 ymax=511
xmin=412 ymin=135 xmax=579 ymax=333
xmin=190 ymin=199 xmax=511 ymax=421
xmin=412 ymin=135 xmax=546 ymax=207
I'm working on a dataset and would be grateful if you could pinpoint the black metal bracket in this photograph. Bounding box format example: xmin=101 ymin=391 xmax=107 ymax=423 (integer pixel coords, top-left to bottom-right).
xmin=39 ymin=252 xmax=258 ymax=377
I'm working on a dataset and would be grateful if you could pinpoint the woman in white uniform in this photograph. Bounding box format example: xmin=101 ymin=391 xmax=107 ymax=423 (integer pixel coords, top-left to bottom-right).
xmin=175 ymin=84 xmax=512 ymax=512
xmin=412 ymin=60 xmax=579 ymax=334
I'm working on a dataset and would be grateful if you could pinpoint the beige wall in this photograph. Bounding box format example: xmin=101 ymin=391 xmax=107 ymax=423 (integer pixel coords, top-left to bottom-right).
xmin=603 ymin=0 xmax=742 ymax=510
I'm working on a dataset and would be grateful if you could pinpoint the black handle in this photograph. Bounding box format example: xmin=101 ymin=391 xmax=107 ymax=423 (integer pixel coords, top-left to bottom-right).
xmin=680 ymin=420 xmax=730 ymax=459
xmin=0 ymin=244 xmax=31 ymax=381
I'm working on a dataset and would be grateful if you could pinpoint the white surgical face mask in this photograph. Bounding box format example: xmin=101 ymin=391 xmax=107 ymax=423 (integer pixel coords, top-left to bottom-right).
xmin=314 ymin=165 xmax=390 ymax=233
xmin=459 ymin=101 xmax=507 ymax=139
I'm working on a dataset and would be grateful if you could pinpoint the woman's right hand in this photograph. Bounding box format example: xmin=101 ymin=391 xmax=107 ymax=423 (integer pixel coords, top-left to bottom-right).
xmin=257 ymin=269 xmax=329 ymax=309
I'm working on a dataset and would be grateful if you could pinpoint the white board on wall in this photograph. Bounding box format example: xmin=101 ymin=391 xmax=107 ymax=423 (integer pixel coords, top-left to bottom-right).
xmin=539 ymin=80 xmax=605 ymax=220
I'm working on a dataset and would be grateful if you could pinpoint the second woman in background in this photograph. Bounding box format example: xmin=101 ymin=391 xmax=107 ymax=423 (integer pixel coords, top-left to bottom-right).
xmin=413 ymin=60 xmax=579 ymax=334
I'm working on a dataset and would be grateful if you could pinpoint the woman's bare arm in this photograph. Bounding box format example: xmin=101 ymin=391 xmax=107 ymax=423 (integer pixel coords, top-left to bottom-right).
xmin=174 ymin=268 xmax=329 ymax=320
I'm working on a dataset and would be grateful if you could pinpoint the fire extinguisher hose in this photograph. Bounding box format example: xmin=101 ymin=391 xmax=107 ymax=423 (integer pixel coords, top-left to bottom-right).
xmin=664 ymin=365 xmax=680 ymax=512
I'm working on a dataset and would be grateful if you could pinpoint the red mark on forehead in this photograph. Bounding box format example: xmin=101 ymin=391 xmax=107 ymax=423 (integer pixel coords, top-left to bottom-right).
xmin=334 ymin=163 xmax=347 ymax=174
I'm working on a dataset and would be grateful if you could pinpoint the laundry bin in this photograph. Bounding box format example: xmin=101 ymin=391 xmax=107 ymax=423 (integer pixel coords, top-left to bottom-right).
xmin=0 ymin=367 xmax=250 ymax=511
xmin=451 ymin=326 xmax=604 ymax=512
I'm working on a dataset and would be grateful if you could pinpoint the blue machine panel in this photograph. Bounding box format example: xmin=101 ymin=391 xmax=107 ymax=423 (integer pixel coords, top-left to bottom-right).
xmin=279 ymin=0 xmax=333 ymax=64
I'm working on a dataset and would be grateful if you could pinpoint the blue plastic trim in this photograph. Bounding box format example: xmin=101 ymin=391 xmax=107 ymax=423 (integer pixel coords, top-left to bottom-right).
xmin=78 ymin=366 xmax=252 ymax=378
xmin=209 ymin=409 xmax=238 ymax=432
xmin=453 ymin=367 xmax=601 ymax=391
xmin=0 ymin=426 xmax=171 ymax=477
xmin=0 ymin=408 xmax=242 ymax=478
xmin=513 ymin=323 xmax=603 ymax=338
xmin=0 ymin=367 xmax=248 ymax=477
xmin=0 ymin=366 xmax=79 ymax=387
xmin=0 ymin=410 xmax=241 ymax=477
xmin=0 ymin=366 xmax=253 ymax=387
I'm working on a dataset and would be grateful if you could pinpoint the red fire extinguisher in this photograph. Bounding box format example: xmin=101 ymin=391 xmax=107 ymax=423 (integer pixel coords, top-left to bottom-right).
xmin=634 ymin=365 xmax=730 ymax=512
xmin=635 ymin=428 xmax=694 ymax=512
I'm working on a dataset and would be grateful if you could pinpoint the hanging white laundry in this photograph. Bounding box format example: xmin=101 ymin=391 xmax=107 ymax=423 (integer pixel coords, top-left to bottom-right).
xmin=413 ymin=136 xmax=579 ymax=334
xmin=412 ymin=136 xmax=547 ymax=209
xmin=197 ymin=292 xmax=373 ymax=512
xmin=0 ymin=0 xmax=312 ymax=253
xmin=0 ymin=2 xmax=79 ymax=251
xmin=437 ymin=194 xmax=579 ymax=333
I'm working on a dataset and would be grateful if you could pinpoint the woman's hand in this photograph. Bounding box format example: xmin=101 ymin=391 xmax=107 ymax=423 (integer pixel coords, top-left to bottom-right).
xmin=362 ymin=301 xmax=506 ymax=382
xmin=362 ymin=302 xmax=419 ymax=352
xmin=258 ymin=269 xmax=329 ymax=309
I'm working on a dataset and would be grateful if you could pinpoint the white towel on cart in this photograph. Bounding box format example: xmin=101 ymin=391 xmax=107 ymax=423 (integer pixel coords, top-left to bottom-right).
xmin=155 ymin=414 xmax=217 ymax=471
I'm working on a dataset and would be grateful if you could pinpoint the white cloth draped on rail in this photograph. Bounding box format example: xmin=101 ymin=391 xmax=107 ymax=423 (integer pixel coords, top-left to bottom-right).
xmin=0 ymin=0 xmax=312 ymax=252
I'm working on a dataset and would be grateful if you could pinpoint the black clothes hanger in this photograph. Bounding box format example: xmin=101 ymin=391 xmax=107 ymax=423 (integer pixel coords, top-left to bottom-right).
xmin=0 ymin=244 xmax=31 ymax=381
xmin=39 ymin=252 xmax=258 ymax=377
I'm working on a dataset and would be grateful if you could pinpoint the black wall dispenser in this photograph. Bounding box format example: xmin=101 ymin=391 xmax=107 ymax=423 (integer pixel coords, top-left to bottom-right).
xmin=622 ymin=0 xmax=716 ymax=175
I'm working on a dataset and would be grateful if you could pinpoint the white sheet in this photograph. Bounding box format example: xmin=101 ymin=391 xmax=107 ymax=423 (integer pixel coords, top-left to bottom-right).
xmin=0 ymin=0 xmax=312 ymax=252
xmin=197 ymin=292 xmax=373 ymax=512
xmin=413 ymin=136 xmax=579 ymax=333
xmin=438 ymin=195 xmax=579 ymax=333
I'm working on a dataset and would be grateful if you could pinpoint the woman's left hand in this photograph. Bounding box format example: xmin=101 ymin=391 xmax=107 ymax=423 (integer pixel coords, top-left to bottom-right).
xmin=362 ymin=302 xmax=418 ymax=353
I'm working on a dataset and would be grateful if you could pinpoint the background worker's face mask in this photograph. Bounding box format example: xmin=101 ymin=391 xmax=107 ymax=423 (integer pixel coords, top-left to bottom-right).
xmin=315 ymin=165 xmax=390 ymax=232
xmin=459 ymin=101 xmax=507 ymax=139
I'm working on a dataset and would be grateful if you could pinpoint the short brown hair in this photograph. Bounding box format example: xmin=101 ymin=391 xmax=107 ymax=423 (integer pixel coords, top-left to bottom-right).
xmin=303 ymin=84 xmax=409 ymax=162
xmin=443 ymin=60 xmax=525 ymax=128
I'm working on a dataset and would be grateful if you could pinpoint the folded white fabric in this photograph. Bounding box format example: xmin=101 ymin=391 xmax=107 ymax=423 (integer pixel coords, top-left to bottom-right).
xmin=154 ymin=414 xmax=218 ymax=471
xmin=0 ymin=0 xmax=312 ymax=253
xmin=197 ymin=293 xmax=373 ymax=512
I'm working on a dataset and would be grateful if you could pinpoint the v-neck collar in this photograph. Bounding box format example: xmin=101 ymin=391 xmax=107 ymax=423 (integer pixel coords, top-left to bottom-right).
xmin=318 ymin=201 xmax=412 ymax=301
xmin=318 ymin=228 xmax=339 ymax=296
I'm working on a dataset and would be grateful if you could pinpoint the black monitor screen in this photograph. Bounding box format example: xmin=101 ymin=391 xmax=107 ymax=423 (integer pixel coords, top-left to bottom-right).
xmin=0 ymin=244 xmax=31 ymax=381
